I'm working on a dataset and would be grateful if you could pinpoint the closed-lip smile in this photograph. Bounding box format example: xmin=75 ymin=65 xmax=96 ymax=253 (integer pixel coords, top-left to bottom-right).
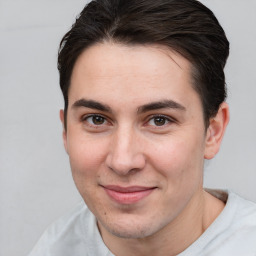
xmin=102 ymin=185 xmax=156 ymax=204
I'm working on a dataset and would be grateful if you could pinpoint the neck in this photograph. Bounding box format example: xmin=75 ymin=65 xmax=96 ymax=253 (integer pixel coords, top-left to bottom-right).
xmin=98 ymin=188 xmax=225 ymax=256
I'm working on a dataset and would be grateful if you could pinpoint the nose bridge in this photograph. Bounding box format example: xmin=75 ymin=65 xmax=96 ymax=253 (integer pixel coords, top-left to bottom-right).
xmin=106 ymin=124 xmax=145 ymax=175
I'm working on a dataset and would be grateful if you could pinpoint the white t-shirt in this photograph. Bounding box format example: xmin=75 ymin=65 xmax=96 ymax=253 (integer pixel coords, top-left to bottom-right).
xmin=28 ymin=190 xmax=256 ymax=256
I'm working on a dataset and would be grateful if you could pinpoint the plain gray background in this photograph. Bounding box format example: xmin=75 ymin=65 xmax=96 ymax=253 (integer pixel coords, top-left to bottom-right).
xmin=0 ymin=0 xmax=256 ymax=255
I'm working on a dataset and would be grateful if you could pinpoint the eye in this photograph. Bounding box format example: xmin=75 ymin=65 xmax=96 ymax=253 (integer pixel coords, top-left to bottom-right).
xmin=148 ymin=115 xmax=172 ymax=127
xmin=83 ymin=114 xmax=107 ymax=126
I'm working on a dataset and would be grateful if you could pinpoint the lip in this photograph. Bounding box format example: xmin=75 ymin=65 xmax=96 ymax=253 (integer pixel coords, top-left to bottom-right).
xmin=102 ymin=185 xmax=156 ymax=204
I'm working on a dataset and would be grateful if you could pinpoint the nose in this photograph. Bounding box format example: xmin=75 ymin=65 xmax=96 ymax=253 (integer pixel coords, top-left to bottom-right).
xmin=106 ymin=126 xmax=146 ymax=176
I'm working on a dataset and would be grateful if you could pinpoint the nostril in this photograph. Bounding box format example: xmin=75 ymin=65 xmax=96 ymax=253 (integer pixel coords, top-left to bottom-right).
xmin=105 ymin=133 xmax=146 ymax=175
xmin=106 ymin=154 xmax=146 ymax=176
xmin=106 ymin=162 xmax=134 ymax=175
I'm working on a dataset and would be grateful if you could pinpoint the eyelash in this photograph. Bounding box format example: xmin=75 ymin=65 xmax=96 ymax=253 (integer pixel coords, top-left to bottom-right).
xmin=81 ymin=114 xmax=110 ymax=127
xmin=146 ymin=114 xmax=175 ymax=128
xmin=81 ymin=114 xmax=176 ymax=129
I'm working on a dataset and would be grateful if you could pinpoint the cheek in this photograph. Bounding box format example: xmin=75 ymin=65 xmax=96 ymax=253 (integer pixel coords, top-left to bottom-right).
xmin=67 ymin=132 xmax=109 ymax=184
xmin=149 ymin=137 xmax=205 ymax=215
xmin=67 ymin=135 xmax=111 ymax=212
xmin=150 ymin=135 xmax=205 ymax=182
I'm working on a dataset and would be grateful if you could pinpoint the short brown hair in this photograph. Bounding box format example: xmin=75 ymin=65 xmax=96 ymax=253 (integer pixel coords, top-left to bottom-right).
xmin=58 ymin=0 xmax=229 ymax=128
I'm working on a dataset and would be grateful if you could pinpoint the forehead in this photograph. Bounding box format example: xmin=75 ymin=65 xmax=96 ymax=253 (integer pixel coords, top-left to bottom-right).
xmin=72 ymin=42 xmax=192 ymax=80
xmin=69 ymin=42 xmax=198 ymax=108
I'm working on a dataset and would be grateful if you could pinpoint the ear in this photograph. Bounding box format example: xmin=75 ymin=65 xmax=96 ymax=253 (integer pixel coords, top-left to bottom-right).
xmin=204 ymin=102 xmax=230 ymax=159
xmin=59 ymin=109 xmax=68 ymax=154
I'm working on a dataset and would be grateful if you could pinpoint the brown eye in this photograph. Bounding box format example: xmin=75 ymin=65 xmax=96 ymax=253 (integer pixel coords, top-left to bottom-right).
xmin=153 ymin=117 xmax=167 ymax=126
xmin=148 ymin=115 xmax=170 ymax=127
xmin=85 ymin=115 xmax=106 ymax=125
xmin=92 ymin=115 xmax=105 ymax=125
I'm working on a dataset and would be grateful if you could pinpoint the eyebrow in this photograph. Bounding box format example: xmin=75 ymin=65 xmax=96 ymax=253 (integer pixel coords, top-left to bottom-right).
xmin=72 ymin=99 xmax=112 ymax=113
xmin=72 ymin=98 xmax=186 ymax=113
xmin=137 ymin=100 xmax=186 ymax=114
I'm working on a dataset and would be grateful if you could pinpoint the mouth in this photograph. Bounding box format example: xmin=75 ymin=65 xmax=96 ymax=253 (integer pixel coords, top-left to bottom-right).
xmin=101 ymin=185 xmax=157 ymax=204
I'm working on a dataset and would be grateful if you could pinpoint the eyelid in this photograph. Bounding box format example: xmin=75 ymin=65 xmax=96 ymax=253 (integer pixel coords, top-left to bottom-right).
xmin=81 ymin=112 xmax=109 ymax=120
xmin=81 ymin=113 xmax=112 ymax=127
xmin=81 ymin=113 xmax=102 ymax=121
xmin=145 ymin=114 xmax=177 ymax=127
xmin=80 ymin=113 xmax=177 ymax=129
xmin=148 ymin=114 xmax=176 ymax=122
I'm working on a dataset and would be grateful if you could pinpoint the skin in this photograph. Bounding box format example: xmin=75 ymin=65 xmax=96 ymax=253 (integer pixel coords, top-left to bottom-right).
xmin=60 ymin=42 xmax=229 ymax=256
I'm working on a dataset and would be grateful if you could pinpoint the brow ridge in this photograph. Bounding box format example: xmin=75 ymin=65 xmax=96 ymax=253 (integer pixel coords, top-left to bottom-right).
xmin=137 ymin=100 xmax=186 ymax=113
xmin=72 ymin=98 xmax=186 ymax=114
xmin=72 ymin=99 xmax=112 ymax=113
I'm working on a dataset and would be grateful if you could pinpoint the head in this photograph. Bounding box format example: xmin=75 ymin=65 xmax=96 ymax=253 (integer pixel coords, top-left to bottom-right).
xmin=58 ymin=0 xmax=229 ymax=130
xmin=57 ymin=0 xmax=230 ymax=245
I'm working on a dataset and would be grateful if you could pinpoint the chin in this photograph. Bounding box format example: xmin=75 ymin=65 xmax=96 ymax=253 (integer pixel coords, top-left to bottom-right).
xmin=98 ymin=216 xmax=166 ymax=239
xmin=103 ymin=224 xmax=151 ymax=239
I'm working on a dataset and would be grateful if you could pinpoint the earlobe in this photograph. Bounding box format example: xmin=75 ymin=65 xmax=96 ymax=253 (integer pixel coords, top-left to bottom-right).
xmin=204 ymin=102 xmax=230 ymax=159
xmin=59 ymin=110 xmax=69 ymax=154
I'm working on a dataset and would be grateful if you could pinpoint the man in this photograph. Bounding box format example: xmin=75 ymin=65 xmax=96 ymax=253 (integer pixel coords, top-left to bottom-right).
xmin=29 ymin=0 xmax=256 ymax=255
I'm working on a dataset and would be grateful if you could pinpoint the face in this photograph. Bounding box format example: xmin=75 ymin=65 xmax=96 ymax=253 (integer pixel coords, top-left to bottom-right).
xmin=61 ymin=43 xmax=214 ymax=239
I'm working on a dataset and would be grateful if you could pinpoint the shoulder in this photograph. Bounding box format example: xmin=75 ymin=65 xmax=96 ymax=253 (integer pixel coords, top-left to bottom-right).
xmin=211 ymin=191 xmax=256 ymax=255
xmin=180 ymin=190 xmax=256 ymax=256
xmin=207 ymin=189 xmax=256 ymax=224
xmin=28 ymin=202 xmax=110 ymax=256
xmin=44 ymin=201 xmax=92 ymax=236
xmin=227 ymin=191 xmax=256 ymax=227
xmin=206 ymin=190 xmax=256 ymax=255
xmin=225 ymin=191 xmax=256 ymax=238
